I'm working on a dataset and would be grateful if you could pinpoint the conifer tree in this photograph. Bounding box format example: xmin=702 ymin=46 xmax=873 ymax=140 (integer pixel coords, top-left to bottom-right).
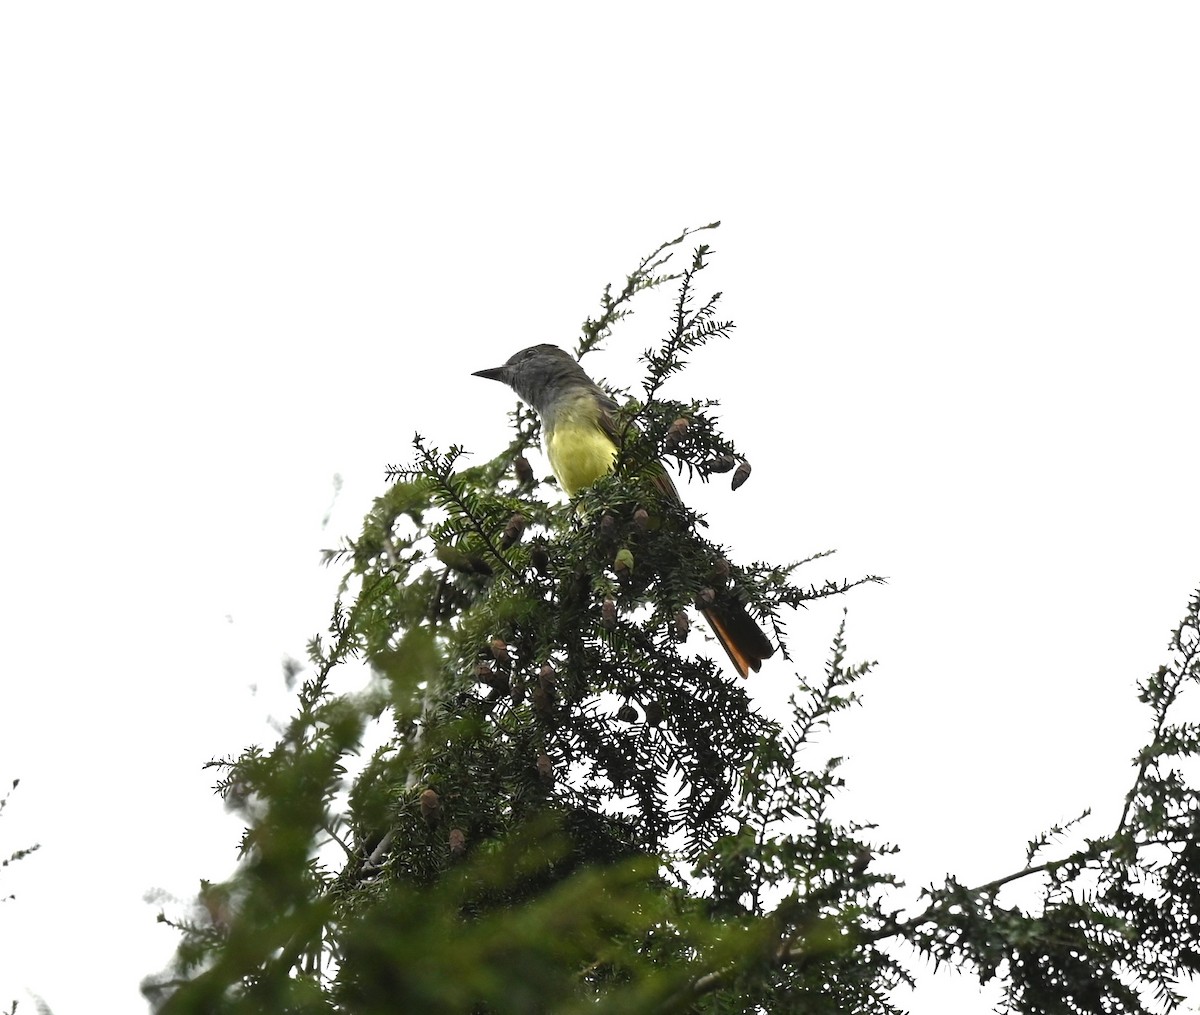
xmin=146 ymin=226 xmax=1200 ymax=1014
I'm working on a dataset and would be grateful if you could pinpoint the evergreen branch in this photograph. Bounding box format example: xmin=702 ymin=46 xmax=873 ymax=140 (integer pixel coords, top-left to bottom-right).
xmin=1024 ymin=808 xmax=1092 ymax=865
xmin=885 ymin=843 xmax=1108 ymax=941
xmin=1116 ymin=589 xmax=1200 ymax=837
xmin=578 ymin=222 xmax=721 ymax=358
xmin=662 ymin=595 xmax=1200 ymax=1011
xmin=663 ymin=839 xmax=1113 ymax=1010
xmin=411 ymin=436 xmax=524 ymax=582
xmin=321 ymin=823 xmax=356 ymax=863
xmin=767 ymin=574 xmax=888 ymax=610
xmin=363 ymin=829 xmax=395 ymax=872
xmin=622 ymin=256 xmax=733 ymax=460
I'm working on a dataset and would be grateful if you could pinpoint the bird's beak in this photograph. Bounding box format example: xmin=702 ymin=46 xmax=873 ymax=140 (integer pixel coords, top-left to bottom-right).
xmin=472 ymin=365 xmax=509 ymax=383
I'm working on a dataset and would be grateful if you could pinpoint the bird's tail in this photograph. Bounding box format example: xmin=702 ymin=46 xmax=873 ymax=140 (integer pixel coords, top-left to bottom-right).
xmin=700 ymin=593 xmax=775 ymax=679
xmin=649 ymin=465 xmax=774 ymax=677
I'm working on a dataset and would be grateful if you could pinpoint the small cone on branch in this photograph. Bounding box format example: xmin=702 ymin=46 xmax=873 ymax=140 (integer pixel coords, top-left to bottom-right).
xmin=599 ymin=513 xmax=617 ymax=543
xmin=704 ymin=454 xmax=736 ymax=475
xmin=602 ymin=597 xmax=617 ymax=630
xmin=531 ymin=685 xmax=552 ymax=715
xmin=514 ymin=456 xmax=534 ymax=484
xmin=481 ymin=665 xmax=509 ymax=692
xmin=664 ymin=416 xmax=689 ymax=452
xmin=530 ymin=542 xmax=550 ymax=575
xmin=500 ymin=513 xmax=527 ymax=548
xmin=489 ymin=638 xmax=510 ymax=664
xmin=617 ymin=703 xmax=638 ymax=723
xmin=536 ymin=754 xmax=554 ymax=786
xmin=419 ymin=789 xmax=441 ymax=827
xmin=645 ymin=701 xmax=664 ymax=727
xmin=731 ymin=459 xmax=752 ymax=491
xmin=673 ymin=611 xmax=689 ymax=642
xmin=449 ymin=828 xmax=466 ymax=857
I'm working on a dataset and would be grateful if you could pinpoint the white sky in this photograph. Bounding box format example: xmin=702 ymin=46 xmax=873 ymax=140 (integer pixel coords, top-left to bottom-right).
xmin=2 ymin=4 xmax=1198 ymax=1012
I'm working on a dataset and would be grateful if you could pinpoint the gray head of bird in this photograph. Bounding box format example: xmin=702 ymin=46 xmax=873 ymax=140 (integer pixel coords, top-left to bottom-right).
xmin=472 ymin=344 xmax=596 ymax=417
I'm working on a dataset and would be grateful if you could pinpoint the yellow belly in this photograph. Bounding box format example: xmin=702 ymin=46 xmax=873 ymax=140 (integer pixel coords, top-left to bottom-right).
xmin=545 ymin=420 xmax=617 ymax=496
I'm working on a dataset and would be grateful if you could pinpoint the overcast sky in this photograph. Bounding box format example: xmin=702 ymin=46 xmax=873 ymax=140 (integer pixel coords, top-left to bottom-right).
xmin=2 ymin=4 xmax=1198 ymax=1012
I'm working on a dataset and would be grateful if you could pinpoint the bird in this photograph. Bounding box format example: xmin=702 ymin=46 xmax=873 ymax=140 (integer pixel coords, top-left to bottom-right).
xmin=473 ymin=343 xmax=774 ymax=677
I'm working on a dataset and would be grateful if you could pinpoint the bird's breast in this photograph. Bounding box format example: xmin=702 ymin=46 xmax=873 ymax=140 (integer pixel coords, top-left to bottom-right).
xmin=545 ymin=416 xmax=618 ymax=497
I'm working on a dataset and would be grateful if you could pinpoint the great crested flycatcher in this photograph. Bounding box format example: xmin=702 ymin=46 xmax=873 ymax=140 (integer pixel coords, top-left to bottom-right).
xmin=473 ymin=343 xmax=774 ymax=678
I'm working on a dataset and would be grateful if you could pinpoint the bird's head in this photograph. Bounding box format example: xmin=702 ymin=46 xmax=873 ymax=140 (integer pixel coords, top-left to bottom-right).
xmin=472 ymin=344 xmax=590 ymax=416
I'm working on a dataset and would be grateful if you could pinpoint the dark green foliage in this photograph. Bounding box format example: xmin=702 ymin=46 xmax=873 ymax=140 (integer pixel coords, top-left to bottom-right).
xmin=145 ymin=229 xmax=1200 ymax=1013
xmin=886 ymin=589 xmax=1200 ymax=1013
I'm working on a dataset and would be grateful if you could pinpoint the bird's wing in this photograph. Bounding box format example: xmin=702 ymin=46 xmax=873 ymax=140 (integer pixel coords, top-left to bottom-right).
xmin=593 ymin=387 xmax=774 ymax=678
xmin=592 ymin=389 xmax=680 ymax=501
